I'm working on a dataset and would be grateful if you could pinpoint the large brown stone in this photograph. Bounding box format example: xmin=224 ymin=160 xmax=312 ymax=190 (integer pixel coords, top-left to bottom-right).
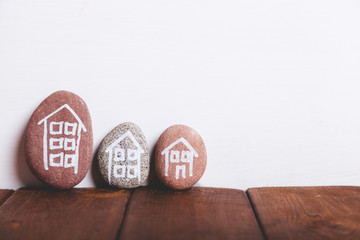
xmin=155 ymin=125 xmax=207 ymax=190
xmin=24 ymin=90 xmax=93 ymax=189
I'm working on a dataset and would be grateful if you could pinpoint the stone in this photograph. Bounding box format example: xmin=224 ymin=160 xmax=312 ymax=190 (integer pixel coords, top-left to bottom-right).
xmin=97 ymin=122 xmax=149 ymax=188
xmin=155 ymin=125 xmax=207 ymax=190
xmin=24 ymin=90 xmax=93 ymax=189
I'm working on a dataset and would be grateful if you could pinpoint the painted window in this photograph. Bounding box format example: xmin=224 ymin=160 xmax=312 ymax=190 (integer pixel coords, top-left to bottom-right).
xmin=114 ymin=148 xmax=125 ymax=161
xmin=113 ymin=165 xmax=126 ymax=178
xmin=64 ymin=122 xmax=77 ymax=135
xmin=127 ymin=149 xmax=139 ymax=161
xmin=49 ymin=138 xmax=64 ymax=150
xmin=64 ymin=154 xmax=77 ymax=168
xmin=64 ymin=138 xmax=76 ymax=151
xmin=49 ymin=153 xmax=64 ymax=167
xmin=181 ymin=151 xmax=192 ymax=163
xmin=170 ymin=150 xmax=180 ymax=162
xmin=127 ymin=166 xmax=138 ymax=179
xmin=49 ymin=122 xmax=64 ymax=135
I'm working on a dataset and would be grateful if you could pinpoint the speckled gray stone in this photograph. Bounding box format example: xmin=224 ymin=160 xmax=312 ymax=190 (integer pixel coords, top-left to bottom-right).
xmin=97 ymin=122 xmax=149 ymax=188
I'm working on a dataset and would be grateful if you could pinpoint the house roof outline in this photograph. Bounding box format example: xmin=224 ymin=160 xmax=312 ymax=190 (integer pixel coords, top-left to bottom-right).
xmin=105 ymin=130 xmax=144 ymax=153
xmin=37 ymin=104 xmax=87 ymax=132
xmin=161 ymin=137 xmax=199 ymax=157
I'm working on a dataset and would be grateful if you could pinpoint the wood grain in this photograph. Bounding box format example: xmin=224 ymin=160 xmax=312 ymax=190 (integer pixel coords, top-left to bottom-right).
xmin=0 ymin=188 xmax=130 ymax=240
xmin=119 ymin=187 xmax=264 ymax=240
xmin=0 ymin=190 xmax=14 ymax=206
xmin=247 ymin=186 xmax=360 ymax=240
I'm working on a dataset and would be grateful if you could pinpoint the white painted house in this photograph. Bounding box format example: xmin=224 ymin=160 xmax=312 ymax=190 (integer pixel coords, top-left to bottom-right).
xmin=105 ymin=131 xmax=143 ymax=183
xmin=161 ymin=138 xmax=199 ymax=179
xmin=37 ymin=104 xmax=87 ymax=174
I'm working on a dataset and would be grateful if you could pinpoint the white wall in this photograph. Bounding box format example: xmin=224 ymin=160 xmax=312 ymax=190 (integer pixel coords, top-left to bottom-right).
xmin=1 ymin=0 xmax=360 ymax=190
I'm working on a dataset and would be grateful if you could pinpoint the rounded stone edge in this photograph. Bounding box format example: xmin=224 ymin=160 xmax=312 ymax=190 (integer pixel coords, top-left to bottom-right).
xmin=24 ymin=90 xmax=93 ymax=190
xmin=155 ymin=124 xmax=207 ymax=190
xmin=97 ymin=122 xmax=150 ymax=189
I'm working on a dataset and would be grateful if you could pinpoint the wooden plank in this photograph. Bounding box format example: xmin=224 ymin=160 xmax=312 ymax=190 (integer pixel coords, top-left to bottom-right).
xmin=247 ymin=186 xmax=360 ymax=240
xmin=0 ymin=190 xmax=14 ymax=206
xmin=119 ymin=187 xmax=264 ymax=240
xmin=0 ymin=188 xmax=131 ymax=240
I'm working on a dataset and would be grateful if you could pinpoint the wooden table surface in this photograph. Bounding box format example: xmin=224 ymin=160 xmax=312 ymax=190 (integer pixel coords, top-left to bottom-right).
xmin=0 ymin=186 xmax=359 ymax=240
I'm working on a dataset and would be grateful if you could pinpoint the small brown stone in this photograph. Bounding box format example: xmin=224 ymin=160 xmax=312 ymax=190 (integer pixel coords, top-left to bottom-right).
xmin=155 ymin=125 xmax=207 ymax=190
xmin=24 ymin=91 xmax=93 ymax=189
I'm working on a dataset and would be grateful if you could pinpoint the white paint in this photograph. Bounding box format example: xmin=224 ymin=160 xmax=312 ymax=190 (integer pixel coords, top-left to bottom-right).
xmin=170 ymin=151 xmax=180 ymax=163
xmin=64 ymin=138 xmax=76 ymax=151
xmin=49 ymin=138 xmax=64 ymax=150
xmin=38 ymin=105 xmax=86 ymax=132
xmin=64 ymin=122 xmax=77 ymax=136
xmin=113 ymin=148 xmax=125 ymax=162
xmin=162 ymin=138 xmax=198 ymax=178
xmin=113 ymin=165 xmax=126 ymax=178
xmin=105 ymin=131 xmax=144 ymax=183
xmin=175 ymin=165 xmax=186 ymax=180
xmin=64 ymin=154 xmax=77 ymax=169
xmin=38 ymin=104 xmax=86 ymax=174
xmin=1 ymin=0 xmax=360 ymax=189
xmin=49 ymin=122 xmax=64 ymax=135
xmin=49 ymin=153 xmax=64 ymax=167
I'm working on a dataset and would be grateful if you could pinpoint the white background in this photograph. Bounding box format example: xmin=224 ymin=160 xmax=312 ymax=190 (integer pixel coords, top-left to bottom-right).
xmin=0 ymin=0 xmax=360 ymax=190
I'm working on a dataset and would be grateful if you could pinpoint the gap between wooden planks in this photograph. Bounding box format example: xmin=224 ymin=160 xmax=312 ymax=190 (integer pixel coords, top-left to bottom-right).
xmin=0 ymin=187 xmax=263 ymax=240
xmin=2 ymin=186 xmax=360 ymax=240
xmin=0 ymin=190 xmax=14 ymax=206
xmin=118 ymin=187 xmax=263 ymax=240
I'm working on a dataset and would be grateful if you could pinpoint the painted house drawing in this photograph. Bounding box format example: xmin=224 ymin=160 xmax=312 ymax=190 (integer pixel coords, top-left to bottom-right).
xmin=161 ymin=138 xmax=199 ymax=179
xmin=37 ymin=104 xmax=87 ymax=174
xmin=105 ymin=131 xmax=144 ymax=183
